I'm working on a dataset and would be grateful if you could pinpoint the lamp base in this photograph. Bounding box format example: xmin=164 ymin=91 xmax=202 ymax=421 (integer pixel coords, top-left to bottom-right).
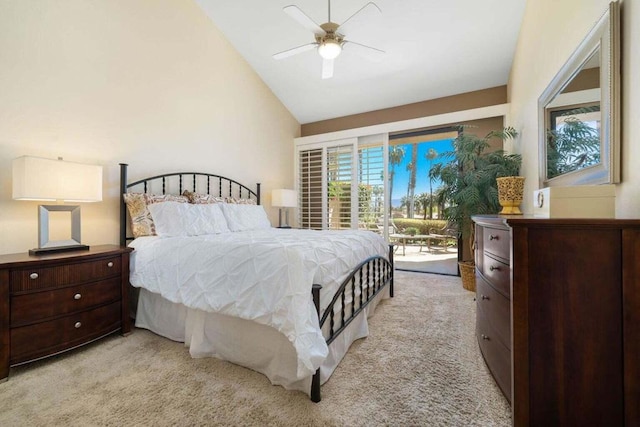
xmin=29 ymin=244 xmax=90 ymax=256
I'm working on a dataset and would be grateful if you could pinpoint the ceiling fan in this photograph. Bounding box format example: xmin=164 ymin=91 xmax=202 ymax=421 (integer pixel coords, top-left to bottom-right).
xmin=273 ymin=1 xmax=385 ymax=79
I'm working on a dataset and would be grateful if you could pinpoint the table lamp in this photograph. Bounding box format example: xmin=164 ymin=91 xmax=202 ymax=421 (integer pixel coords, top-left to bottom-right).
xmin=271 ymin=189 xmax=297 ymax=228
xmin=12 ymin=156 xmax=103 ymax=255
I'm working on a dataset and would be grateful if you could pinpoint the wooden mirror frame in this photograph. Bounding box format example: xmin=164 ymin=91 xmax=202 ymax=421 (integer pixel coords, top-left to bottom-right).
xmin=538 ymin=1 xmax=620 ymax=187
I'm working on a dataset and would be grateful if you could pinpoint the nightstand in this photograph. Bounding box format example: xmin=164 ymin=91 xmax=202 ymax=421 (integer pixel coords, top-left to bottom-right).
xmin=0 ymin=245 xmax=133 ymax=380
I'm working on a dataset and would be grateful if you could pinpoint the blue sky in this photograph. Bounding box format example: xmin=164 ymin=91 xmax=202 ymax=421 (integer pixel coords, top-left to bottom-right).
xmin=390 ymin=138 xmax=454 ymax=206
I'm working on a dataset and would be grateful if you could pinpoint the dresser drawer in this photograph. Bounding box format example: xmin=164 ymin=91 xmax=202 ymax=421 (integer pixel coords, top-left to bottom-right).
xmin=10 ymin=256 xmax=121 ymax=293
xmin=477 ymin=275 xmax=510 ymax=350
xmin=480 ymin=252 xmax=510 ymax=297
xmin=477 ymin=308 xmax=511 ymax=402
xmin=482 ymin=227 xmax=510 ymax=261
xmin=11 ymin=278 xmax=121 ymax=326
xmin=10 ymin=301 xmax=121 ymax=364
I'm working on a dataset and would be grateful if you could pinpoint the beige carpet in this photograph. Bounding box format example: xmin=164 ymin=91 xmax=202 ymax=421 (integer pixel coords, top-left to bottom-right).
xmin=0 ymin=272 xmax=511 ymax=426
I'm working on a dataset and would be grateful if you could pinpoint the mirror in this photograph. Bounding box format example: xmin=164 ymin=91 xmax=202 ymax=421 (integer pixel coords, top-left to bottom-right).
xmin=538 ymin=1 xmax=620 ymax=187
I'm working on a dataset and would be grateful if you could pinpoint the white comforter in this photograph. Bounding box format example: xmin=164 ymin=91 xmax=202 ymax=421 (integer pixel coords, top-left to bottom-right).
xmin=129 ymin=228 xmax=388 ymax=379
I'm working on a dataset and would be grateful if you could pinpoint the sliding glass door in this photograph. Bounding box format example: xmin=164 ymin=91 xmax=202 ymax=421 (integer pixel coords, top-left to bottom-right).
xmin=295 ymin=129 xmax=458 ymax=275
xmin=387 ymin=129 xmax=458 ymax=274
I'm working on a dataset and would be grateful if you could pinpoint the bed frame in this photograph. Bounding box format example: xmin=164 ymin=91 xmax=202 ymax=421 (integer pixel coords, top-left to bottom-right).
xmin=118 ymin=163 xmax=394 ymax=402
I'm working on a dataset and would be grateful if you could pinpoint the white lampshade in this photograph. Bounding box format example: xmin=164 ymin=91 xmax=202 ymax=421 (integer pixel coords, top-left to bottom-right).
xmin=272 ymin=189 xmax=297 ymax=208
xmin=318 ymin=40 xmax=342 ymax=59
xmin=12 ymin=156 xmax=102 ymax=202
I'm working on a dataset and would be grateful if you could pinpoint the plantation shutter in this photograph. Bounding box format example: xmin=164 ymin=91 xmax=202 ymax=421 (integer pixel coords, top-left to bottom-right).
xmin=326 ymin=145 xmax=354 ymax=230
xmin=296 ymin=137 xmax=386 ymax=231
xmin=298 ymin=148 xmax=323 ymax=229
xmin=357 ymin=145 xmax=385 ymax=232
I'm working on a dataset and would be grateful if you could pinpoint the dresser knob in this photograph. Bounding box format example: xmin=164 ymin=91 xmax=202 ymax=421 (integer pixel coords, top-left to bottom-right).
xmin=74 ymin=322 xmax=82 ymax=329
xmin=74 ymin=293 xmax=82 ymax=300
xmin=481 ymin=294 xmax=489 ymax=300
xmin=489 ymin=265 xmax=500 ymax=272
xmin=482 ymin=334 xmax=490 ymax=340
xmin=29 ymin=273 xmax=39 ymax=279
xmin=489 ymin=235 xmax=498 ymax=241
xmin=107 ymin=262 xmax=114 ymax=268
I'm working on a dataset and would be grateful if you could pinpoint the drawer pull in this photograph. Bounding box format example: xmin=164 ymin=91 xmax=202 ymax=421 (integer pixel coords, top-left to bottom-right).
xmin=489 ymin=265 xmax=500 ymax=272
xmin=107 ymin=262 xmax=114 ymax=268
xmin=74 ymin=293 xmax=82 ymax=300
xmin=481 ymin=294 xmax=489 ymax=300
xmin=74 ymin=322 xmax=82 ymax=329
xmin=481 ymin=334 xmax=490 ymax=341
xmin=29 ymin=273 xmax=39 ymax=280
xmin=489 ymin=235 xmax=499 ymax=241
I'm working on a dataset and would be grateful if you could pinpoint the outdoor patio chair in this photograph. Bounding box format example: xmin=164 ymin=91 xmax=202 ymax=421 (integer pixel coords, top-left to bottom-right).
xmin=426 ymin=226 xmax=458 ymax=253
xmin=385 ymin=222 xmax=407 ymax=255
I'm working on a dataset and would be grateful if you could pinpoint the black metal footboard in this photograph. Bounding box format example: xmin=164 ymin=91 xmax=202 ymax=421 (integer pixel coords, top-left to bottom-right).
xmin=310 ymin=244 xmax=395 ymax=402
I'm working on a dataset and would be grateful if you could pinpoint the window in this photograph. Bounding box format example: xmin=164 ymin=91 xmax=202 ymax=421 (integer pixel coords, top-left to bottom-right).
xmin=297 ymin=137 xmax=383 ymax=231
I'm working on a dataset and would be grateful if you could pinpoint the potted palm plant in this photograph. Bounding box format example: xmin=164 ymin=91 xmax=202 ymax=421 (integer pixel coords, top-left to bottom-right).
xmin=429 ymin=126 xmax=521 ymax=291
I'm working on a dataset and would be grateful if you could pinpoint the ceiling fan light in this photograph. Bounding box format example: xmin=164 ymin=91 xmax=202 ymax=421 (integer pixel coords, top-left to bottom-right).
xmin=318 ymin=40 xmax=342 ymax=59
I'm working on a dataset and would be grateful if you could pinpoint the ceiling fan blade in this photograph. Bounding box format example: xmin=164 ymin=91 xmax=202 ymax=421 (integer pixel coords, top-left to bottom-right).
xmin=322 ymin=58 xmax=334 ymax=79
xmin=273 ymin=42 xmax=318 ymax=60
xmin=343 ymin=40 xmax=385 ymax=62
xmin=338 ymin=2 xmax=381 ymax=36
xmin=283 ymin=5 xmax=326 ymax=36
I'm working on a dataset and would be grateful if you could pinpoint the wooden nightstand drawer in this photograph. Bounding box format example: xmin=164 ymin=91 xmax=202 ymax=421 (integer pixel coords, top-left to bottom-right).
xmin=477 ymin=274 xmax=510 ymax=350
xmin=11 ymin=278 xmax=121 ymax=327
xmin=10 ymin=256 xmax=121 ymax=293
xmin=482 ymin=226 xmax=510 ymax=261
xmin=10 ymin=301 xmax=121 ymax=365
xmin=480 ymin=252 xmax=509 ymax=297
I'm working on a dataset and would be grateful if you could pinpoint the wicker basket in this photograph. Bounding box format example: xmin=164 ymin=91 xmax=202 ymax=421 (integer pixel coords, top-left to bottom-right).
xmin=459 ymin=261 xmax=476 ymax=292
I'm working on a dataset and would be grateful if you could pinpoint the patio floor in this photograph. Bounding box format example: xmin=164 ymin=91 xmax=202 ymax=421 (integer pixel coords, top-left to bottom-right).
xmin=393 ymin=243 xmax=459 ymax=276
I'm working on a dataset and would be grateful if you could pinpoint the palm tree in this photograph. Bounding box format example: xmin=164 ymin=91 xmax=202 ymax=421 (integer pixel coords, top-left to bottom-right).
xmin=426 ymin=148 xmax=438 ymax=219
xmin=388 ymin=146 xmax=405 ymax=216
xmin=406 ymin=143 xmax=418 ymax=218
xmin=399 ymin=195 xmax=410 ymax=218
xmin=416 ymin=192 xmax=430 ymax=220
xmin=433 ymin=187 xmax=447 ymax=219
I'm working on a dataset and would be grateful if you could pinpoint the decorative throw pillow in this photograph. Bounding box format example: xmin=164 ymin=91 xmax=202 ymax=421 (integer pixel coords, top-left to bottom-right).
xmin=123 ymin=193 xmax=189 ymax=238
xmin=226 ymin=197 xmax=257 ymax=205
xmin=148 ymin=202 xmax=230 ymax=237
xmin=182 ymin=190 xmax=226 ymax=204
xmin=220 ymin=203 xmax=271 ymax=232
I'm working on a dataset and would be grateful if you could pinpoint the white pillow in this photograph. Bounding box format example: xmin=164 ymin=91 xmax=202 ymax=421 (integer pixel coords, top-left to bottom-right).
xmin=148 ymin=202 xmax=230 ymax=237
xmin=220 ymin=203 xmax=272 ymax=231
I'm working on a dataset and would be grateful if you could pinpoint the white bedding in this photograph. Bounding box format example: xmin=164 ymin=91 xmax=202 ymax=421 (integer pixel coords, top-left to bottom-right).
xmin=129 ymin=228 xmax=388 ymax=380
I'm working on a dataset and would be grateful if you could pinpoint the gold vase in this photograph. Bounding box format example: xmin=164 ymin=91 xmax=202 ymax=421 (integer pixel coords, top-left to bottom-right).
xmin=496 ymin=176 xmax=525 ymax=215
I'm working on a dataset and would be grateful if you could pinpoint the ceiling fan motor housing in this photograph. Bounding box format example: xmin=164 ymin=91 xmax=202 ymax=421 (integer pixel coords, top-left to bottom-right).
xmin=316 ymin=22 xmax=344 ymax=59
xmin=316 ymin=22 xmax=344 ymax=44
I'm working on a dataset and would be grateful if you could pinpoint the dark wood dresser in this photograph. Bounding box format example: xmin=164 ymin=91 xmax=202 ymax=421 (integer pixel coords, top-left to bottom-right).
xmin=472 ymin=215 xmax=640 ymax=426
xmin=0 ymin=245 xmax=133 ymax=380
xmin=473 ymin=216 xmax=512 ymax=402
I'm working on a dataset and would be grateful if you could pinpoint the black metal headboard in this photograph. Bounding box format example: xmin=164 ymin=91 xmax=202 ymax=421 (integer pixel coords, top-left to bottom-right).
xmin=119 ymin=163 xmax=261 ymax=246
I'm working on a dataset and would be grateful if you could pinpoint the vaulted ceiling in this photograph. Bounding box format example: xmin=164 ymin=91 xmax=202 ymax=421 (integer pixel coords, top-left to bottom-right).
xmin=195 ymin=0 xmax=526 ymax=124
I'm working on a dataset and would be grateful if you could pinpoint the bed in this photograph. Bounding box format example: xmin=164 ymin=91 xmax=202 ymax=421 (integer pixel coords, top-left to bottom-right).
xmin=119 ymin=163 xmax=394 ymax=402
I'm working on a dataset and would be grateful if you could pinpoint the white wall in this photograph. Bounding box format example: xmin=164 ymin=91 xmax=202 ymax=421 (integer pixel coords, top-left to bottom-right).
xmin=509 ymin=0 xmax=639 ymax=217
xmin=0 ymin=0 xmax=300 ymax=254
